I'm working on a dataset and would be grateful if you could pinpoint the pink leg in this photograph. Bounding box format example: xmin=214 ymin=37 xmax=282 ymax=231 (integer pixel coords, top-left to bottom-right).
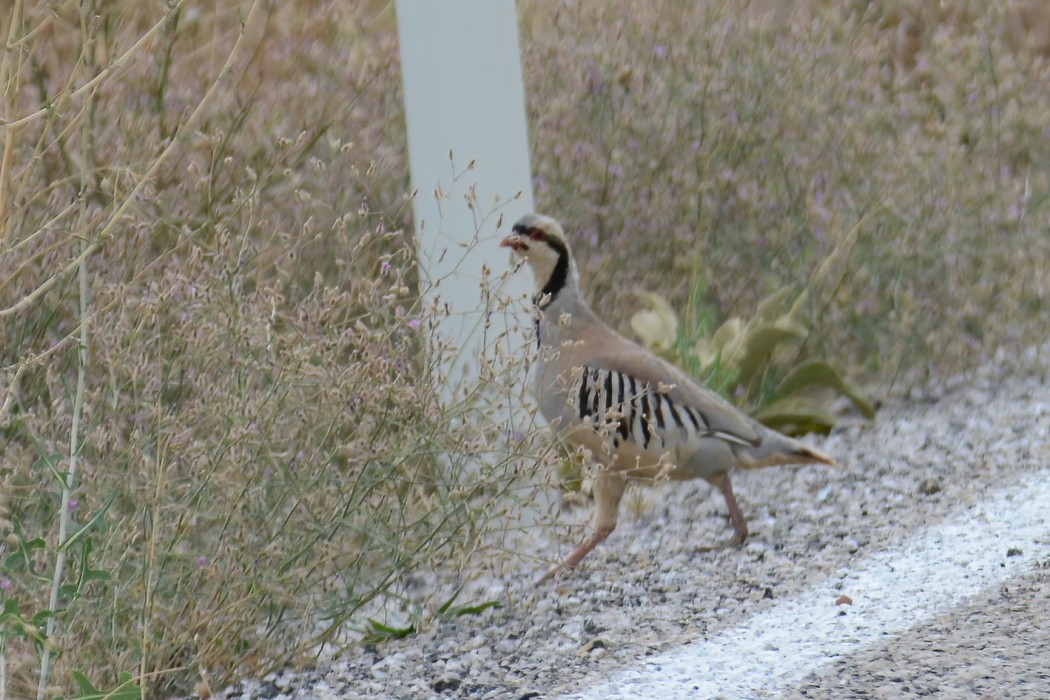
xmin=705 ymin=472 xmax=749 ymax=549
xmin=538 ymin=528 xmax=613 ymax=583
xmin=539 ymin=471 xmax=626 ymax=582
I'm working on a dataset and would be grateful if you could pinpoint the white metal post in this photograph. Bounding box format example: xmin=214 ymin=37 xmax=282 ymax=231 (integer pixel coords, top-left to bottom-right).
xmin=396 ymin=0 xmax=534 ymax=402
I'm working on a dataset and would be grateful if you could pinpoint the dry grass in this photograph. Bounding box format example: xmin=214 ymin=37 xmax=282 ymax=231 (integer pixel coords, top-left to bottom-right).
xmin=1 ymin=2 xmax=548 ymax=697
xmin=1 ymin=0 xmax=1048 ymax=697
xmin=524 ymin=0 xmax=1048 ymax=384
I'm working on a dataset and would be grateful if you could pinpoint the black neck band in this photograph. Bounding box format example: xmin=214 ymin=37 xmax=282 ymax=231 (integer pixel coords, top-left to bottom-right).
xmin=536 ymin=239 xmax=569 ymax=307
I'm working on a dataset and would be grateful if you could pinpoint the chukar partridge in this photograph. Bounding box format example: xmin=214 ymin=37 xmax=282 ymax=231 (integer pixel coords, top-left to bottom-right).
xmin=502 ymin=214 xmax=835 ymax=581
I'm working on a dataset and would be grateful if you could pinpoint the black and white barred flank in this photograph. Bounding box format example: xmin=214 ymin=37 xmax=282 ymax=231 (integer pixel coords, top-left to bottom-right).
xmin=572 ymin=365 xmax=759 ymax=451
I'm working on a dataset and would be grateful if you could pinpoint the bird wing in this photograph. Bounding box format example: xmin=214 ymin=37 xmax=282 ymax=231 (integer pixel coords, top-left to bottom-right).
xmin=578 ymin=325 xmax=763 ymax=448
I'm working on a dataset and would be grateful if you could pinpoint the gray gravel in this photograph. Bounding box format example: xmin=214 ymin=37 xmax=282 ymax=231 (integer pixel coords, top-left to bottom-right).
xmin=792 ymin=565 xmax=1050 ymax=699
xmin=213 ymin=346 xmax=1049 ymax=699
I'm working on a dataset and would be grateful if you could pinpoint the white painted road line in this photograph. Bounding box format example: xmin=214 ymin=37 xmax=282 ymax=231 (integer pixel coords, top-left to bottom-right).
xmin=561 ymin=468 xmax=1050 ymax=699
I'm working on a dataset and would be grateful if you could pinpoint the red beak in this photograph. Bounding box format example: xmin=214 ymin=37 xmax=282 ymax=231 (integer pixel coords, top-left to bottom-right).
xmin=500 ymin=235 xmax=528 ymax=252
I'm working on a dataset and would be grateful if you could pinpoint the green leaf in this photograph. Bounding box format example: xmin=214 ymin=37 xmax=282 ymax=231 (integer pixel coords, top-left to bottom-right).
xmin=60 ymin=491 xmax=118 ymax=553
xmin=709 ymin=316 xmax=743 ymax=356
xmin=753 ymin=285 xmax=798 ymax=324
xmin=693 ymin=316 xmax=743 ymax=373
xmin=68 ymin=670 xmax=142 ymax=700
xmin=1 ymin=598 xmax=20 ymax=617
xmin=630 ymin=291 xmax=679 ymax=350
xmin=364 ymin=618 xmax=415 ymax=641
xmin=31 ymin=608 xmax=57 ymax=627
xmin=4 ymin=536 xmax=46 ymax=571
xmin=0 ymin=600 xmax=50 ymax=645
xmin=555 ymin=449 xmax=586 ymax=492
xmin=25 ymin=431 xmax=66 ymax=489
xmin=57 ymin=537 xmax=112 ymax=605
xmin=734 ymin=323 xmax=807 ymax=390
xmin=436 ymin=586 xmax=463 ymax=616
xmin=698 ymin=356 xmax=740 ymax=398
xmin=436 ymin=586 xmax=503 ymax=619
xmin=110 ymin=672 xmax=143 ymax=700
xmin=6 ymin=517 xmax=48 ymax=581
xmin=775 ymin=361 xmax=876 ymax=419
xmin=751 ymin=396 xmax=836 ymax=435
xmin=72 ymin=671 xmax=103 ymax=698
xmin=449 ymin=599 xmax=502 ymax=617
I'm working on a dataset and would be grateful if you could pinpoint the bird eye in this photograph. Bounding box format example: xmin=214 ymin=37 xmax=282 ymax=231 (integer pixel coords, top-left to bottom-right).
xmin=529 ymin=228 xmax=547 ymax=242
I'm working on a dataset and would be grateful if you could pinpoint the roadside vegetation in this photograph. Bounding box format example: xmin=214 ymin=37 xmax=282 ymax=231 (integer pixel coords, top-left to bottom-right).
xmin=1 ymin=1 xmax=1047 ymax=696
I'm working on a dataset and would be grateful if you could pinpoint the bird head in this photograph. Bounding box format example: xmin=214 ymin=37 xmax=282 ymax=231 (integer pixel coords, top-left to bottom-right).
xmin=501 ymin=214 xmax=575 ymax=303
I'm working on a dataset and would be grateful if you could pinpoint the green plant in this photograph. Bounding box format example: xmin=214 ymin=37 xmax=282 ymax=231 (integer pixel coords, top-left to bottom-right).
xmin=524 ymin=1 xmax=1049 ymax=385
xmin=359 ymin=586 xmax=503 ymax=646
xmin=66 ymin=672 xmax=142 ymax=700
xmin=630 ymin=217 xmax=875 ymax=435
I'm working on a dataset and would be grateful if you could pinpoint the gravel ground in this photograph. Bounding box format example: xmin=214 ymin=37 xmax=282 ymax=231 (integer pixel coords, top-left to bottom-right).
xmin=213 ymin=346 xmax=1049 ymax=700
xmin=794 ymin=565 xmax=1050 ymax=699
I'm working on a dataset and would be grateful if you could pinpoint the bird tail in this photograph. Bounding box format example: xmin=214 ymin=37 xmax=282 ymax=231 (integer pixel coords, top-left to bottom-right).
xmin=789 ymin=444 xmax=836 ymax=467
xmin=738 ymin=434 xmax=836 ymax=469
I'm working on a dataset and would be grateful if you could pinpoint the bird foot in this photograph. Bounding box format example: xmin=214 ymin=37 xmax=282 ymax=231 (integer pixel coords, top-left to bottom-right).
xmin=536 ymin=527 xmax=614 ymax=583
xmin=694 ymin=531 xmax=748 ymax=554
xmin=537 ymin=563 xmax=563 ymax=584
